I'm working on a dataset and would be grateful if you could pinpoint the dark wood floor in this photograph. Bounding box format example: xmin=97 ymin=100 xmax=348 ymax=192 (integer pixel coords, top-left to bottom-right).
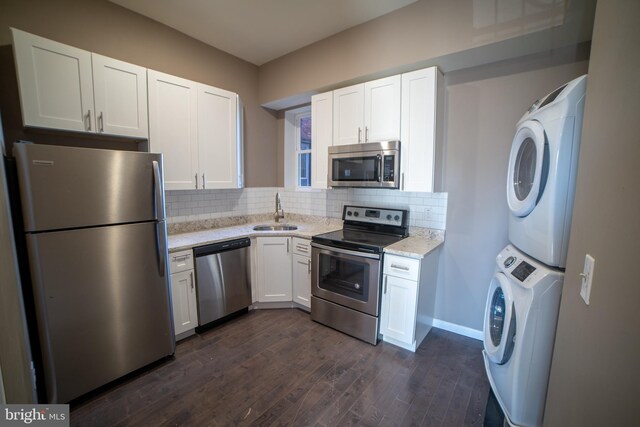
xmin=70 ymin=309 xmax=489 ymax=426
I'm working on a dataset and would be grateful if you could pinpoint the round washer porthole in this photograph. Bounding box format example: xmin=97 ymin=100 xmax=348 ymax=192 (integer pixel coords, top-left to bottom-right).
xmin=484 ymin=273 xmax=516 ymax=365
xmin=507 ymin=120 xmax=546 ymax=217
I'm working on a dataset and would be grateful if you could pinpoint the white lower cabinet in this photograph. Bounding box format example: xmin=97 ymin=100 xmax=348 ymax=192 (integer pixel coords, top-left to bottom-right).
xmin=292 ymin=237 xmax=312 ymax=309
xmin=255 ymin=237 xmax=292 ymax=302
xmin=380 ymin=250 xmax=440 ymax=352
xmin=169 ymin=249 xmax=198 ymax=340
xmin=380 ymin=275 xmax=418 ymax=344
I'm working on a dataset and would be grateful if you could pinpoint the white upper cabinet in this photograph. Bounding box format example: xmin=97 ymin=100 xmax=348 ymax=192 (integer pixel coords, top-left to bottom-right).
xmin=333 ymin=84 xmax=364 ymax=146
xmin=148 ymin=70 xmax=242 ymax=191
xmin=12 ymin=28 xmax=94 ymax=133
xmin=364 ymin=75 xmax=402 ymax=142
xmin=400 ymin=67 xmax=443 ymax=192
xmin=11 ymin=28 xmax=148 ymax=138
xmin=311 ymin=91 xmax=333 ymax=189
xmin=197 ymin=85 xmax=239 ymax=189
xmin=92 ymin=54 xmax=148 ymax=138
xmin=333 ymin=75 xmax=401 ymax=146
xmin=148 ymin=70 xmax=199 ymax=190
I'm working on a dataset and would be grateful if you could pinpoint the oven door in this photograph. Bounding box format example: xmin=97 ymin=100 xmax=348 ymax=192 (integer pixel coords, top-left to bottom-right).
xmin=311 ymin=243 xmax=382 ymax=316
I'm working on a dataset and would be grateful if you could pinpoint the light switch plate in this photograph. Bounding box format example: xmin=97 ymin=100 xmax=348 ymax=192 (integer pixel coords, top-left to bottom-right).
xmin=580 ymin=254 xmax=595 ymax=305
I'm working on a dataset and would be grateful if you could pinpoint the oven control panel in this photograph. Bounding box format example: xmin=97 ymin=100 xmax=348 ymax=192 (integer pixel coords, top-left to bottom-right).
xmin=343 ymin=205 xmax=406 ymax=227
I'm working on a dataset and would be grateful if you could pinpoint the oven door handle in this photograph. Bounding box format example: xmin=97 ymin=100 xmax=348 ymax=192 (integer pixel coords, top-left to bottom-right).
xmin=311 ymin=242 xmax=381 ymax=260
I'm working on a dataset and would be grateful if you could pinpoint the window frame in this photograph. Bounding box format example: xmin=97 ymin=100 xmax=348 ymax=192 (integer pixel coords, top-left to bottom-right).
xmin=295 ymin=111 xmax=312 ymax=189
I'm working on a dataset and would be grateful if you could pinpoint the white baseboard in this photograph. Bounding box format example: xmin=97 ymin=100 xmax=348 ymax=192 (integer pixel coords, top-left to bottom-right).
xmin=432 ymin=319 xmax=483 ymax=341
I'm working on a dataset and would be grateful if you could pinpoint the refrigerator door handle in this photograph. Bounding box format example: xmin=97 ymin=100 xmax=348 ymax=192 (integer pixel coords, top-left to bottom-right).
xmin=155 ymin=221 xmax=167 ymax=277
xmin=152 ymin=160 xmax=167 ymax=277
xmin=152 ymin=161 xmax=165 ymax=221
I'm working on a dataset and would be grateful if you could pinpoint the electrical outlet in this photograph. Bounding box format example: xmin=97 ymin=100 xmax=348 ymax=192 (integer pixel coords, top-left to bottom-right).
xmin=580 ymin=254 xmax=595 ymax=305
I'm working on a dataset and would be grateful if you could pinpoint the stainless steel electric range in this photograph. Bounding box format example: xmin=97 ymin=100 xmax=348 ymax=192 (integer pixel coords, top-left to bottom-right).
xmin=311 ymin=205 xmax=409 ymax=344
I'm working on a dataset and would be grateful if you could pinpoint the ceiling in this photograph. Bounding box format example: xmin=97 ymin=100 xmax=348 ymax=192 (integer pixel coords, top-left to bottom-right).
xmin=109 ymin=0 xmax=418 ymax=66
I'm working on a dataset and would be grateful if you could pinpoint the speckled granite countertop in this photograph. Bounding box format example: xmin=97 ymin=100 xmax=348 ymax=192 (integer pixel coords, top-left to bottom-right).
xmin=168 ymin=220 xmax=341 ymax=253
xmin=384 ymin=237 xmax=444 ymax=259
xmin=168 ymin=214 xmax=445 ymax=258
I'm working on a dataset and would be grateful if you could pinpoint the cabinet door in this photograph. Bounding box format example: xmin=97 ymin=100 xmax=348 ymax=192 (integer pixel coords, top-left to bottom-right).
xmin=292 ymin=254 xmax=311 ymax=309
xmin=364 ymin=75 xmax=401 ymax=142
xmin=148 ymin=70 xmax=198 ymax=190
xmin=170 ymin=270 xmax=198 ymax=336
xmin=197 ymin=84 xmax=239 ymax=189
xmin=333 ymin=84 xmax=364 ymax=146
xmin=401 ymin=67 xmax=437 ymax=192
xmin=92 ymin=54 xmax=148 ymax=138
xmin=311 ymin=91 xmax=333 ymax=189
xmin=11 ymin=28 xmax=94 ymax=132
xmin=256 ymin=237 xmax=292 ymax=302
xmin=380 ymin=275 xmax=417 ymax=345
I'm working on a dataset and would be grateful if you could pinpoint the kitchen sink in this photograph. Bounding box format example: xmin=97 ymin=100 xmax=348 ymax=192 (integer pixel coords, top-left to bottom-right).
xmin=252 ymin=224 xmax=298 ymax=231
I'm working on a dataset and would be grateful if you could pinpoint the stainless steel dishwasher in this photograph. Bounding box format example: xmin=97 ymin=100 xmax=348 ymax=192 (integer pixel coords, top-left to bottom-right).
xmin=193 ymin=237 xmax=252 ymax=326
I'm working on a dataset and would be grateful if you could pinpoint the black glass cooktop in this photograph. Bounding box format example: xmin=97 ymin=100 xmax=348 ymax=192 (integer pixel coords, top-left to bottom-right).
xmin=312 ymin=228 xmax=406 ymax=254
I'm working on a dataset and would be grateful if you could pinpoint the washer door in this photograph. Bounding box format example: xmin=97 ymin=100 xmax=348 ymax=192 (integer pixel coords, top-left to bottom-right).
xmin=507 ymin=120 xmax=546 ymax=217
xmin=484 ymin=273 xmax=517 ymax=365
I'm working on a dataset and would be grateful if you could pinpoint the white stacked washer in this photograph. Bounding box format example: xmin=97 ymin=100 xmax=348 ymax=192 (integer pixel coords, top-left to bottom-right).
xmin=483 ymin=75 xmax=588 ymax=426
xmin=483 ymin=245 xmax=563 ymax=427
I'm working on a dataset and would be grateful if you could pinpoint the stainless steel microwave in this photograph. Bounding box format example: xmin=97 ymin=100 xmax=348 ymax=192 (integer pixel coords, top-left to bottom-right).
xmin=328 ymin=141 xmax=400 ymax=188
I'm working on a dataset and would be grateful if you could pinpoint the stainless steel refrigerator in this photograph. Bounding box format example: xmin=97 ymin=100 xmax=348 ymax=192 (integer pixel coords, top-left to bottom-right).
xmin=14 ymin=142 xmax=175 ymax=403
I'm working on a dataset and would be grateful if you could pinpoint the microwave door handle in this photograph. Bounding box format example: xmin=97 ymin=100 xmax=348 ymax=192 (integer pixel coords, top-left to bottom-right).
xmin=377 ymin=154 xmax=382 ymax=183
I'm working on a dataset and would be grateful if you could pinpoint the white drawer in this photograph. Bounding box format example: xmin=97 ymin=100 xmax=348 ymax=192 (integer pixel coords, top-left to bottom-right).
xmin=292 ymin=237 xmax=311 ymax=257
xmin=169 ymin=249 xmax=194 ymax=274
xmin=384 ymin=254 xmax=420 ymax=281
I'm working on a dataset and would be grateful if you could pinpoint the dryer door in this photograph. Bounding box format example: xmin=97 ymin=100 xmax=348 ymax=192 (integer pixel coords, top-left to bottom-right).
xmin=484 ymin=273 xmax=517 ymax=365
xmin=507 ymin=120 xmax=547 ymax=217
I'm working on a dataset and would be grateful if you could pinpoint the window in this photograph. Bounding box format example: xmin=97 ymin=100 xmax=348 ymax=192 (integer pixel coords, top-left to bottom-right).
xmin=295 ymin=112 xmax=312 ymax=188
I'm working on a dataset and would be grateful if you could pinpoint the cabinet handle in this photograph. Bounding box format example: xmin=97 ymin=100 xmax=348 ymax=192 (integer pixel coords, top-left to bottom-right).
xmin=307 ymin=259 xmax=311 ymax=274
xmin=401 ymin=172 xmax=405 ymax=191
xmin=202 ymin=174 xmax=205 ymax=189
xmin=172 ymin=254 xmax=189 ymax=261
xmin=86 ymin=110 xmax=92 ymax=131
xmin=358 ymin=127 xmax=362 ymax=143
xmin=365 ymin=126 xmax=369 ymax=142
xmin=384 ymin=276 xmax=388 ymax=294
xmin=296 ymin=244 xmax=308 ymax=252
xmin=390 ymin=264 xmax=410 ymax=271
xmin=190 ymin=271 xmax=194 ymax=290
xmin=287 ymin=239 xmax=289 ymax=253
xmin=195 ymin=173 xmax=198 ymax=189
xmin=98 ymin=112 xmax=104 ymax=132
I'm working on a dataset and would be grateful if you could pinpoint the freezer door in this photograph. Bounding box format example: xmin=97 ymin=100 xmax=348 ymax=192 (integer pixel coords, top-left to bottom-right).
xmin=26 ymin=222 xmax=174 ymax=403
xmin=14 ymin=143 xmax=164 ymax=232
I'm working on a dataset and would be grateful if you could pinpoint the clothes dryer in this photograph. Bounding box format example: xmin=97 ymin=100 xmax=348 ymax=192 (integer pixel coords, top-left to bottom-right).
xmin=507 ymin=75 xmax=587 ymax=267
xmin=483 ymin=245 xmax=563 ymax=427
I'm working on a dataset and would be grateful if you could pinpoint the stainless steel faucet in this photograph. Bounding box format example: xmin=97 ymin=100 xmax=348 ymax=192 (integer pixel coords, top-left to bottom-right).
xmin=274 ymin=192 xmax=284 ymax=222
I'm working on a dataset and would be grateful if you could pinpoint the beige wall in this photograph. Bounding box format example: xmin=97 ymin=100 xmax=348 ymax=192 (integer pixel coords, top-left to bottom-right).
xmin=544 ymin=1 xmax=640 ymax=425
xmin=439 ymin=45 xmax=589 ymax=331
xmin=258 ymin=0 xmax=596 ymax=107
xmin=0 ymin=0 xmax=278 ymax=186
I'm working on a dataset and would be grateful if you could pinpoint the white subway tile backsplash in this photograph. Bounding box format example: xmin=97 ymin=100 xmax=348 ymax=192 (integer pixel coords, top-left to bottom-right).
xmin=166 ymin=187 xmax=448 ymax=230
